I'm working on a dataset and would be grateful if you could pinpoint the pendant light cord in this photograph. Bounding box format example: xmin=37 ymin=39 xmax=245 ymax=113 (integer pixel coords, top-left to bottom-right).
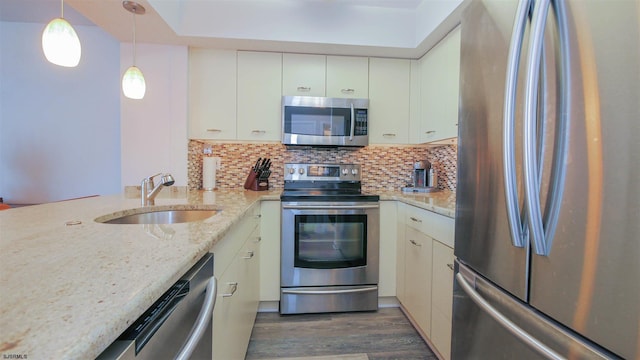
xmin=132 ymin=11 xmax=137 ymax=66
xmin=60 ymin=0 xmax=64 ymax=18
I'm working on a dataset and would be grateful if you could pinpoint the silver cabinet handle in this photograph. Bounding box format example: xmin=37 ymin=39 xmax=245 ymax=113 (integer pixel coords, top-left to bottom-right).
xmin=175 ymin=276 xmax=218 ymax=360
xmin=255 ymin=214 xmax=262 ymax=218
xmin=502 ymin=0 xmax=530 ymax=249
xmin=251 ymin=130 xmax=266 ymax=134
xmin=206 ymin=129 xmax=221 ymax=132
xmin=425 ymin=130 xmax=436 ymax=134
xmin=253 ymin=236 xmax=262 ymax=243
xmin=297 ymin=86 xmax=311 ymax=92
xmin=242 ymin=251 xmax=254 ymax=259
xmin=456 ymin=272 xmax=563 ymax=360
xmin=341 ymin=88 xmax=355 ymax=94
xmin=382 ymin=133 xmax=396 ymax=137
xmin=409 ymin=239 xmax=421 ymax=247
xmin=447 ymin=263 xmax=454 ymax=271
xmin=409 ymin=216 xmax=422 ymax=223
xmin=222 ymin=282 xmax=238 ymax=297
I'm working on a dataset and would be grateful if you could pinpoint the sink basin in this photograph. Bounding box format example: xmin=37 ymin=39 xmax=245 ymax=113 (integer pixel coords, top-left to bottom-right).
xmin=96 ymin=208 xmax=219 ymax=224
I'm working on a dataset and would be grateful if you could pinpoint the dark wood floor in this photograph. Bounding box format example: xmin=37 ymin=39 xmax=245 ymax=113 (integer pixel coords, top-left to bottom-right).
xmin=245 ymin=307 xmax=437 ymax=360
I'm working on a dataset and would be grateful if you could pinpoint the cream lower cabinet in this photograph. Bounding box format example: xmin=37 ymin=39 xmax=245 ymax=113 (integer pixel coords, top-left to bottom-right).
xmin=212 ymin=204 xmax=261 ymax=360
xmin=397 ymin=202 xmax=455 ymax=360
xmin=259 ymin=200 xmax=281 ymax=302
xmin=403 ymin=226 xmax=433 ymax=336
xmin=431 ymin=240 xmax=455 ymax=360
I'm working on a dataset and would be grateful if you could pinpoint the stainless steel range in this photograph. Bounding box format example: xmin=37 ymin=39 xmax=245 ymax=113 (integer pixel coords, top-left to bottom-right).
xmin=280 ymin=163 xmax=380 ymax=315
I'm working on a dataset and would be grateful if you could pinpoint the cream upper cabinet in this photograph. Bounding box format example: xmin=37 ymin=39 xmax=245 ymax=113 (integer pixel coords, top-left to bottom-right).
xmin=369 ymin=58 xmax=411 ymax=144
xmin=419 ymin=26 xmax=461 ymax=143
xmin=282 ymin=53 xmax=326 ymax=96
xmin=188 ymin=48 xmax=237 ymax=140
xmin=326 ymin=55 xmax=369 ymax=98
xmin=237 ymin=51 xmax=283 ymax=141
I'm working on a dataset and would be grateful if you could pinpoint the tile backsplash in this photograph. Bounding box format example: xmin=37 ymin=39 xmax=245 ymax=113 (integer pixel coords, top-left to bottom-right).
xmin=188 ymin=140 xmax=457 ymax=192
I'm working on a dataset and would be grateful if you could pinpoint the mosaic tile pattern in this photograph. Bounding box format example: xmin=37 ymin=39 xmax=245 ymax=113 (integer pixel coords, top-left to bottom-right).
xmin=188 ymin=140 xmax=458 ymax=192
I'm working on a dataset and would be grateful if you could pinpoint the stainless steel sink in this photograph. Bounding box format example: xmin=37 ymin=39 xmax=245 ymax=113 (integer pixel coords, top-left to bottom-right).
xmin=96 ymin=208 xmax=219 ymax=224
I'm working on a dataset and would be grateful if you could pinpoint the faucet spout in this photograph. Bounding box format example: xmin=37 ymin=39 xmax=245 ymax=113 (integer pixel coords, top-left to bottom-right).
xmin=141 ymin=173 xmax=175 ymax=206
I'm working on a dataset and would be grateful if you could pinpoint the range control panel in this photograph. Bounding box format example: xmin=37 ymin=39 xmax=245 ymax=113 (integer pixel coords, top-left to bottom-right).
xmin=284 ymin=163 xmax=361 ymax=182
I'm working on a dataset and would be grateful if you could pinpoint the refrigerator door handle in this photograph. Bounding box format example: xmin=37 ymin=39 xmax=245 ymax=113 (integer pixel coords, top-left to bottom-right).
xmin=503 ymin=0 xmax=531 ymax=249
xmin=524 ymin=0 xmax=571 ymax=257
xmin=540 ymin=0 xmax=571 ymax=256
xmin=456 ymin=271 xmax=564 ymax=360
xmin=523 ymin=0 xmax=551 ymax=256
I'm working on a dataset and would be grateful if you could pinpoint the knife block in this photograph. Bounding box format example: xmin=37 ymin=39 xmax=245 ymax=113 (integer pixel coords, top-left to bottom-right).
xmin=243 ymin=171 xmax=269 ymax=191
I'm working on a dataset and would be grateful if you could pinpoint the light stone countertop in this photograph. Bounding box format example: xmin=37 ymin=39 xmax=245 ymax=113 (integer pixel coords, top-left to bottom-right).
xmin=0 ymin=188 xmax=453 ymax=359
xmin=378 ymin=190 xmax=457 ymax=218
xmin=0 ymin=189 xmax=279 ymax=360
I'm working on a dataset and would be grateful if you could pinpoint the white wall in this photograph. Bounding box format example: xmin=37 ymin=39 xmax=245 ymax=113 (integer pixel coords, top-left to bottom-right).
xmin=0 ymin=21 xmax=121 ymax=204
xmin=120 ymin=43 xmax=188 ymax=188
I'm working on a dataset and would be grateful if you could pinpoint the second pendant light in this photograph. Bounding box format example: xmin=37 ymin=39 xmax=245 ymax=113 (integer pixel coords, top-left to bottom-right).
xmin=122 ymin=1 xmax=146 ymax=100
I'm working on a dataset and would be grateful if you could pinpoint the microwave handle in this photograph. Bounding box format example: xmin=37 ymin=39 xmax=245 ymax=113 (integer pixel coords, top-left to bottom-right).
xmin=349 ymin=103 xmax=355 ymax=141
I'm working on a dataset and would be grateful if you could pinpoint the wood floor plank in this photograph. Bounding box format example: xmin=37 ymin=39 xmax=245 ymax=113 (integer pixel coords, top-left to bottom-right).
xmin=245 ymin=308 xmax=437 ymax=360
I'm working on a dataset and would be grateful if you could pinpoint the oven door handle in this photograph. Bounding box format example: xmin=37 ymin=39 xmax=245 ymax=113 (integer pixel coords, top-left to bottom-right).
xmin=282 ymin=204 xmax=379 ymax=210
xmin=282 ymin=286 xmax=378 ymax=295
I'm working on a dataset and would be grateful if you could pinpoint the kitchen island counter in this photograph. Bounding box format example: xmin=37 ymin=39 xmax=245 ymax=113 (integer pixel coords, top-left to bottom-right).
xmin=379 ymin=190 xmax=456 ymax=218
xmin=0 ymin=190 xmax=279 ymax=360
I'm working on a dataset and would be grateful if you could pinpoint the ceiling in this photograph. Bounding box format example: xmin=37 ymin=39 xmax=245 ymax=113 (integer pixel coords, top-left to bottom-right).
xmin=0 ymin=0 xmax=466 ymax=58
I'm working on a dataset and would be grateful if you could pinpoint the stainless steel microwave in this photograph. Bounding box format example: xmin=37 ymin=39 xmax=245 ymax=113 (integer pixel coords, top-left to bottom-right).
xmin=282 ymin=96 xmax=369 ymax=147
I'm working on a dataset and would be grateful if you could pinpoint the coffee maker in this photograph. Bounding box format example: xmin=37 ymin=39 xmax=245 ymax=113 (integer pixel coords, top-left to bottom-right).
xmin=413 ymin=160 xmax=430 ymax=188
xmin=402 ymin=160 xmax=439 ymax=193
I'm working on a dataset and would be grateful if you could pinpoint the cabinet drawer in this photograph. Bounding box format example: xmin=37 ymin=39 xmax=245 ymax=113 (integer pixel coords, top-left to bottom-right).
xmin=431 ymin=240 xmax=454 ymax=318
xmin=404 ymin=204 xmax=455 ymax=248
xmin=212 ymin=204 xmax=260 ymax=275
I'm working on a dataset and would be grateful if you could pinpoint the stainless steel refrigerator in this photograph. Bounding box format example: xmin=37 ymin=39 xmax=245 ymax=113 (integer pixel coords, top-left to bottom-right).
xmin=452 ymin=0 xmax=639 ymax=359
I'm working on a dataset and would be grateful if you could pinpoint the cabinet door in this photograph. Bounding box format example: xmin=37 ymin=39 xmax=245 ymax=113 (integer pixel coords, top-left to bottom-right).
xmin=213 ymin=255 xmax=239 ymax=360
xmin=409 ymin=59 xmax=422 ymax=144
xmin=282 ymin=53 xmax=326 ymax=96
xmin=379 ymin=201 xmax=398 ymax=297
xmin=404 ymin=226 xmax=432 ymax=336
xmin=188 ymin=49 xmax=237 ymax=140
xmin=369 ymin=58 xmax=411 ymax=144
xmin=259 ymin=200 xmax=281 ymax=301
xmin=431 ymin=240 xmax=455 ymax=360
xmin=326 ymin=56 xmax=369 ymax=98
xmin=396 ymin=204 xmax=407 ymax=304
xmin=420 ymin=26 xmax=461 ymax=143
xmin=237 ymin=51 xmax=282 ymax=141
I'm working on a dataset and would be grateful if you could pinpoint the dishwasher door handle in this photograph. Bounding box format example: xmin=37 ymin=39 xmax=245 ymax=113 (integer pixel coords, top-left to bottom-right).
xmin=175 ymin=276 xmax=218 ymax=360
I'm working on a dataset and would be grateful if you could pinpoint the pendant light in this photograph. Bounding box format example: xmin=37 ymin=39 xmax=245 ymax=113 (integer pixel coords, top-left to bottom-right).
xmin=122 ymin=1 xmax=146 ymax=100
xmin=42 ymin=0 xmax=81 ymax=67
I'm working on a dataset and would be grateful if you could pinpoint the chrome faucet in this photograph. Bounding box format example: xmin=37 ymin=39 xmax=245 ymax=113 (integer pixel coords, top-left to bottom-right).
xmin=141 ymin=173 xmax=175 ymax=206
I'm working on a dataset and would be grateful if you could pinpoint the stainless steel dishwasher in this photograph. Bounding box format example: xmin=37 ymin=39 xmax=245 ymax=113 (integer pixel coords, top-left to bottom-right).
xmin=97 ymin=253 xmax=216 ymax=360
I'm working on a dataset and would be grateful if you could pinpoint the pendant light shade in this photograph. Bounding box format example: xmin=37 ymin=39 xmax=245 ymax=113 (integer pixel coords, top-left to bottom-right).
xmin=122 ymin=66 xmax=146 ymax=99
xmin=42 ymin=2 xmax=81 ymax=67
xmin=122 ymin=1 xmax=146 ymax=100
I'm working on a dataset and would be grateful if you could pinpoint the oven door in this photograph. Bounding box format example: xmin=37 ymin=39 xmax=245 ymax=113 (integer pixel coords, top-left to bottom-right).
xmin=281 ymin=201 xmax=379 ymax=287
